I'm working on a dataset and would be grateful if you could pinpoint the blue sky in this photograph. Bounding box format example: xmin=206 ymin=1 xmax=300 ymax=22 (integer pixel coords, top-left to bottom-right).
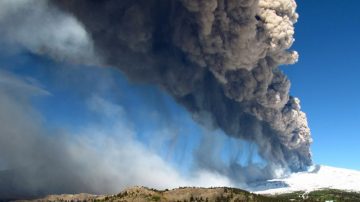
xmin=284 ymin=0 xmax=360 ymax=169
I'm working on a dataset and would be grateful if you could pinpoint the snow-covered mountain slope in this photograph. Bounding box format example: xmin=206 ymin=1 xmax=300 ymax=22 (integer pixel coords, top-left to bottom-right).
xmin=249 ymin=165 xmax=360 ymax=194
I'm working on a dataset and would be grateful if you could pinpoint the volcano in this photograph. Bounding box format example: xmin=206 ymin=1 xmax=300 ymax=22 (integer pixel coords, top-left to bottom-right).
xmin=250 ymin=165 xmax=360 ymax=194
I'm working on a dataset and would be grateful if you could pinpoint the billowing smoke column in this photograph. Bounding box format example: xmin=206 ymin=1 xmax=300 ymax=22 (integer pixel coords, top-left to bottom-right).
xmin=54 ymin=0 xmax=312 ymax=176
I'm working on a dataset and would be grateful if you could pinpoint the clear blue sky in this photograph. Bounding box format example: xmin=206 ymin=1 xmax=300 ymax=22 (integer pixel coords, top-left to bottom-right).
xmin=1 ymin=0 xmax=359 ymax=172
xmin=285 ymin=0 xmax=360 ymax=169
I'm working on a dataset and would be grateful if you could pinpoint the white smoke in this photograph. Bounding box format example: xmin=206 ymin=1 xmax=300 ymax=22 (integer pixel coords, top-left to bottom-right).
xmin=0 ymin=70 xmax=232 ymax=199
xmin=0 ymin=0 xmax=98 ymax=64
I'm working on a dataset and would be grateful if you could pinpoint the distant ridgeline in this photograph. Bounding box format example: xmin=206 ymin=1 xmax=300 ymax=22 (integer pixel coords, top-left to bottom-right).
xmin=16 ymin=187 xmax=360 ymax=202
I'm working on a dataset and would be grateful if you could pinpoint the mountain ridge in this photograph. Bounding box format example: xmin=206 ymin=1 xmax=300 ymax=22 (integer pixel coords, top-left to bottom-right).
xmin=13 ymin=186 xmax=360 ymax=202
xmin=9 ymin=165 xmax=360 ymax=201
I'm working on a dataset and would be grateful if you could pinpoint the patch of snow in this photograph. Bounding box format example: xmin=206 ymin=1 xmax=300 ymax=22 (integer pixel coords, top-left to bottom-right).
xmin=249 ymin=165 xmax=360 ymax=194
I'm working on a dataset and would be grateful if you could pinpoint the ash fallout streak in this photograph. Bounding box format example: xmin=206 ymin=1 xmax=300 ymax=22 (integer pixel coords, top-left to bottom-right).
xmin=54 ymin=0 xmax=312 ymax=180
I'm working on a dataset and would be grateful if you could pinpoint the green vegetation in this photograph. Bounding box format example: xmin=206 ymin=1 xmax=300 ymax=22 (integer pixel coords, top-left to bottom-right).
xmin=150 ymin=195 xmax=161 ymax=201
xmin=273 ymin=189 xmax=360 ymax=201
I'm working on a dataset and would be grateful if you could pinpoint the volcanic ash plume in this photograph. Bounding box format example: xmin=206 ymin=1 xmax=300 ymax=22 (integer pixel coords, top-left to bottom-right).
xmin=54 ymin=0 xmax=312 ymax=178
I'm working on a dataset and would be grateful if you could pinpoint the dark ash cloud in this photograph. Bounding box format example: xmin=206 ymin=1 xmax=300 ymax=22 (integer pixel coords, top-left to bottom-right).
xmin=53 ymin=0 xmax=312 ymax=174
xmin=0 ymin=0 xmax=312 ymax=198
